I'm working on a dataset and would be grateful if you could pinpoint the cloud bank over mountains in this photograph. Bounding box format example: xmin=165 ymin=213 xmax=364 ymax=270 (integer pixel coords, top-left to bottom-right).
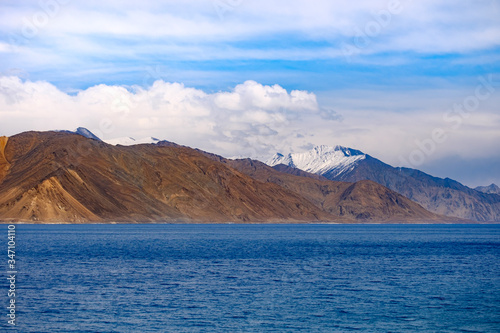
xmin=1 ymin=75 xmax=499 ymax=188
xmin=0 ymin=76 xmax=339 ymax=158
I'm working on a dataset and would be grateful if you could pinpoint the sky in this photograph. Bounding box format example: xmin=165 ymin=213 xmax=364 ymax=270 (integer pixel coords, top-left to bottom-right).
xmin=0 ymin=0 xmax=499 ymax=187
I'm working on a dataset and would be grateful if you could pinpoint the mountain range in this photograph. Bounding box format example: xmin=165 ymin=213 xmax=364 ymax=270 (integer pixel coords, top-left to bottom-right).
xmin=268 ymin=146 xmax=500 ymax=222
xmin=0 ymin=130 xmax=455 ymax=223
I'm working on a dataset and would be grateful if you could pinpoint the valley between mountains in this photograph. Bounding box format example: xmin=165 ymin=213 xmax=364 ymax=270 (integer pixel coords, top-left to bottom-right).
xmin=0 ymin=131 xmax=460 ymax=224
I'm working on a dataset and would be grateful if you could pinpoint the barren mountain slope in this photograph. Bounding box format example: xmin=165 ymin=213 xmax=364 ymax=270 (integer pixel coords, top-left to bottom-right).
xmin=0 ymin=131 xmax=335 ymax=223
xmin=226 ymin=159 xmax=453 ymax=223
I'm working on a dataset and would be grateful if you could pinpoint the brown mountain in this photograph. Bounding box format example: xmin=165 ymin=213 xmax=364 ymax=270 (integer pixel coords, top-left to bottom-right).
xmin=0 ymin=131 xmax=453 ymax=223
xmin=0 ymin=131 xmax=335 ymax=223
xmin=327 ymin=156 xmax=500 ymax=222
xmin=223 ymin=159 xmax=453 ymax=223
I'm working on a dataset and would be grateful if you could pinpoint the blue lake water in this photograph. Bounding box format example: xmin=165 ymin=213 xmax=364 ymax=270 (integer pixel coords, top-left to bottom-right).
xmin=2 ymin=224 xmax=500 ymax=332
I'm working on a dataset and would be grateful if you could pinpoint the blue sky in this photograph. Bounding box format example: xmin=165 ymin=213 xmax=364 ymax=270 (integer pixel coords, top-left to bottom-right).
xmin=0 ymin=0 xmax=499 ymax=187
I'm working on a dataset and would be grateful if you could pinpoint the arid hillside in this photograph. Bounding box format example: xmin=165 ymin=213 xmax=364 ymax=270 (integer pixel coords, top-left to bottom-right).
xmin=226 ymin=159 xmax=453 ymax=223
xmin=0 ymin=131 xmax=456 ymax=223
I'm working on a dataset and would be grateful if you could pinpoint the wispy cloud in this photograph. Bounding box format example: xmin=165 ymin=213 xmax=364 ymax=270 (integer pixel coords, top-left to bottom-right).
xmin=0 ymin=0 xmax=497 ymax=93
xmin=2 ymin=0 xmax=499 ymax=61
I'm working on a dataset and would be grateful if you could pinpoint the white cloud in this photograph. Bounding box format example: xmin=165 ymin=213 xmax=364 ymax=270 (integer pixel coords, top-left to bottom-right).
xmin=1 ymin=75 xmax=498 ymax=186
xmin=0 ymin=42 xmax=13 ymax=53
xmin=0 ymin=76 xmax=340 ymax=158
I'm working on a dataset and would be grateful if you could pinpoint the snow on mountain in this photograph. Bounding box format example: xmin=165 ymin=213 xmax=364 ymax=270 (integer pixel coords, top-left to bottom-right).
xmin=57 ymin=127 xmax=102 ymax=141
xmin=74 ymin=127 xmax=101 ymax=141
xmin=104 ymin=136 xmax=161 ymax=146
xmin=266 ymin=145 xmax=366 ymax=178
xmin=475 ymin=183 xmax=500 ymax=195
xmin=58 ymin=127 xmax=162 ymax=146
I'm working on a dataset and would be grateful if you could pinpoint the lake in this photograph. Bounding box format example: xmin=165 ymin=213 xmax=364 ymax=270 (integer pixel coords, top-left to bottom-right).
xmin=3 ymin=224 xmax=500 ymax=332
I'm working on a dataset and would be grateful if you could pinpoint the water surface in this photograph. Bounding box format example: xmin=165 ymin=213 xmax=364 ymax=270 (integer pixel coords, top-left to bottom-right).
xmin=3 ymin=224 xmax=500 ymax=332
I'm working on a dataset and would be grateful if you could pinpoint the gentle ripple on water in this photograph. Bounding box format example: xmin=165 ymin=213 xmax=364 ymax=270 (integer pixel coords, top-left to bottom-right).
xmin=1 ymin=224 xmax=499 ymax=332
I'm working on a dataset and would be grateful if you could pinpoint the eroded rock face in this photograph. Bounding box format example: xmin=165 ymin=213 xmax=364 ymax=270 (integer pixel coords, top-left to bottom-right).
xmin=0 ymin=136 xmax=9 ymax=184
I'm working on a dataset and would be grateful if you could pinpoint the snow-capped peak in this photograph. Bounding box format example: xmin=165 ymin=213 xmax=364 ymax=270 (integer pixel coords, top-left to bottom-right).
xmin=74 ymin=127 xmax=101 ymax=141
xmin=267 ymin=152 xmax=293 ymax=167
xmin=56 ymin=127 xmax=102 ymax=141
xmin=266 ymin=145 xmax=366 ymax=177
xmin=475 ymin=183 xmax=500 ymax=195
xmin=104 ymin=136 xmax=161 ymax=146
